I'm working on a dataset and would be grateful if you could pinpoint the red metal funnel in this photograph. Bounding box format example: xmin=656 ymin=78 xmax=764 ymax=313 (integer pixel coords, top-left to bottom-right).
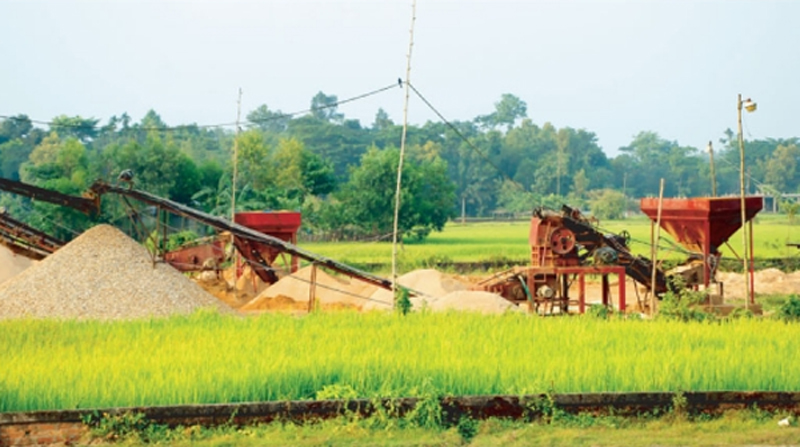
xmin=234 ymin=211 xmax=302 ymax=283
xmin=640 ymin=197 xmax=762 ymax=254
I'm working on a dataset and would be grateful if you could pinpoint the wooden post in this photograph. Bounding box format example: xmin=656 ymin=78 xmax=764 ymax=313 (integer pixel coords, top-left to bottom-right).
xmin=308 ymin=263 xmax=318 ymax=313
xmin=708 ymin=141 xmax=717 ymax=197
xmin=650 ymin=178 xmax=665 ymax=315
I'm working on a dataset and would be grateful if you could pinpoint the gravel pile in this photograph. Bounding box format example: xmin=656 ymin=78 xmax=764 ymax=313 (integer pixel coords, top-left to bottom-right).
xmin=0 ymin=245 xmax=35 ymax=285
xmin=0 ymin=224 xmax=230 ymax=320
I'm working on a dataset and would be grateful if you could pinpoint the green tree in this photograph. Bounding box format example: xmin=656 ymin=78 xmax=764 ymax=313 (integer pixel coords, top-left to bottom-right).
xmin=0 ymin=115 xmax=33 ymax=145
xmin=247 ymin=104 xmax=290 ymax=133
xmin=476 ymin=93 xmax=527 ymax=131
xmin=310 ymin=91 xmax=344 ymax=123
xmin=588 ymin=189 xmax=627 ymax=220
xmin=337 ymin=147 xmax=455 ymax=239
xmin=49 ymin=115 xmax=100 ymax=143
xmin=765 ymin=144 xmax=800 ymax=193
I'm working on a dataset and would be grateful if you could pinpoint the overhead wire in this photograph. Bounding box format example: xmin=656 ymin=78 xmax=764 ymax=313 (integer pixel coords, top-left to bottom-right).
xmin=0 ymin=82 xmax=401 ymax=134
xmin=405 ymin=81 xmax=525 ymax=191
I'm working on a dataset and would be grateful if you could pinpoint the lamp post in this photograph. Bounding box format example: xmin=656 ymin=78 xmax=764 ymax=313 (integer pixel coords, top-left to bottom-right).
xmin=737 ymin=94 xmax=757 ymax=308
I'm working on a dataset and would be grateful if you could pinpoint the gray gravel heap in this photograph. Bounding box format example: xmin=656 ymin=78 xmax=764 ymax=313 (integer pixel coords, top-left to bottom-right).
xmin=0 ymin=224 xmax=231 ymax=320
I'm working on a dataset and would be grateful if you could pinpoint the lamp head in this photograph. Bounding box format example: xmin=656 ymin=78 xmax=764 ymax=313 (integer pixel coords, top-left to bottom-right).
xmin=743 ymin=98 xmax=757 ymax=112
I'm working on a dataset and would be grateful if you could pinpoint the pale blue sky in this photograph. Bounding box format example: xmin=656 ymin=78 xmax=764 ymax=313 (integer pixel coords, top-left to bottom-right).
xmin=1 ymin=0 xmax=797 ymax=155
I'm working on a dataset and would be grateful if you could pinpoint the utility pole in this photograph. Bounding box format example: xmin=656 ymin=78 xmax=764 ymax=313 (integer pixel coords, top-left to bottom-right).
xmin=391 ymin=0 xmax=417 ymax=307
xmin=232 ymin=88 xmax=242 ymax=300
xmin=737 ymin=94 xmax=749 ymax=309
xmin=708 ymin=141 xmax=717 ymax=197
xmin=622 ymin=172 xmax=628 ymax=218
xmin=231 ymin=88 xmax=242 ymax=223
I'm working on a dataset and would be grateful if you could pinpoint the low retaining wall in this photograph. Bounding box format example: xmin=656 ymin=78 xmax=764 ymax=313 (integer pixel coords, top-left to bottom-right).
xmin=2 ymin=392 xmax=800 ymax=446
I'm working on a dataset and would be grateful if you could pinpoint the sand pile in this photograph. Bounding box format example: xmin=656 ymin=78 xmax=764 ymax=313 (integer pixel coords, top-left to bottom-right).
xmin=0 ymin=245 xmax=35 ymax=285
xmin=241 ymin=265 xmax=375 ymax=311
xmin=428 ymin=291 xmax=521 ymax=314
xmin=363 ymin=269 xmax=471 ymax=311
xmin=195 ymin=264 xmax=272 ymax=309
xmin=716 ymin=268 xmax=800 ymax=299
xmin=0 ymin=224 xmax=230 ymax=320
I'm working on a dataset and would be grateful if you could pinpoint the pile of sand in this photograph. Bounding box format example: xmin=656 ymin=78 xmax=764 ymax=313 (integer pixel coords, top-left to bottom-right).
xmin=363 ymin=269 xmax=471 ymax=311
xmin=194 ymin=264 xmax=271 ymax=309
xmin=0 ymin=225 xmax=230 ymax=320
xmin=241 ymin=265 xmax=377 ymax=311
xmin=717 ymin=268 xmax=800 ymax=299
xmin=0 ymin=245 xmax=35 ymax=285
xmin=428 ymin=290 xmax=521 ymax=314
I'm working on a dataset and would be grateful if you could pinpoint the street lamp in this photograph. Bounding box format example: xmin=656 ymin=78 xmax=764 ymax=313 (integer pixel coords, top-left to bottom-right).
xmin=737 ymin=94 xmax=757 ymax=309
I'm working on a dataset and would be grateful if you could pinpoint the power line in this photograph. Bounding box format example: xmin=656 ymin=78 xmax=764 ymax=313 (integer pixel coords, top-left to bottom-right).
xmin=405 ymin=81 xmax=525 ymax=191
xmin=0 ymin=82 xmax=400 ymax=134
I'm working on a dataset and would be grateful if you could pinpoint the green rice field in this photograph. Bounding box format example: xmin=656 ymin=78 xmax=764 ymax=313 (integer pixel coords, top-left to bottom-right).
xmin=3 ymin=311 xmax=800 ymax=413
xmin=300 ymin=215 xmax=800 ymax=270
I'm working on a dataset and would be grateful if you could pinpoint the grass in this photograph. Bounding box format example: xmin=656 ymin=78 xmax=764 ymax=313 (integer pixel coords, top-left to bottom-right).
xmin=299 ymin=214 xmax=800 ymax=271
xmin=82 ymin=409 xmax=800 ymax=446
xmin=3 ymin=310 xmax=800 ymax=413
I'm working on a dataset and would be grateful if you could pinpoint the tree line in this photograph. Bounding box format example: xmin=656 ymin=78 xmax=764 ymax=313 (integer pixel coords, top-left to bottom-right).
xmin=0 ymin=92 xmax=798 ymax=241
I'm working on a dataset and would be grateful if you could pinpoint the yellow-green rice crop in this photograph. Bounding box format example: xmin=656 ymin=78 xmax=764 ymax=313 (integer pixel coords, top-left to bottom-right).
xmin=2 ymin=310 xmax=800 ymax=412
xmin=301 ymin=215 xmax=800 ymax=269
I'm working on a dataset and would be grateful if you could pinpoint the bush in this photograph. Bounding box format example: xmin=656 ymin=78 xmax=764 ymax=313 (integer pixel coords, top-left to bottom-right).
xmin=778 ymin=295 xmax=800 ymax=322
xmin=657 ymin=277 xmax=713 ymax=322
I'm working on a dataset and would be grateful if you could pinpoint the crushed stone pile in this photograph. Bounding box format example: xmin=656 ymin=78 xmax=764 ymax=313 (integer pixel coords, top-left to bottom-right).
xmin=0 ymin=246 xmax=35 ymax=285
xmin=363 ymin=269 xmax=470 ymax=311
xmin=241 ymin=265 xmax=375 ymax=311
xmin=716 ymin=268 xmax=800 ymax=299
xmin=428 ymin=290 xmax=521 ymax=314
xmin=0 ymin=224 xmax=231 ymax=320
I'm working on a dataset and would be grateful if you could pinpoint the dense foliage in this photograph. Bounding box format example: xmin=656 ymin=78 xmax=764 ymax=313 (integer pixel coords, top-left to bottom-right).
xmin=1 ymin=92 xmax=798 ymax=241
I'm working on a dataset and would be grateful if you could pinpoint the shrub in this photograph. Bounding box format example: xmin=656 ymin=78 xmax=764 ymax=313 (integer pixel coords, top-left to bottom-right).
xmin=778 ymin=295 xmax=800 ymax=322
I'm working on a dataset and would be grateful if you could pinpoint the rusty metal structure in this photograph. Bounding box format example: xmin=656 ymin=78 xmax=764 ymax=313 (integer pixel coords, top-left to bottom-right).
xmin=162 ymin=212 xmax=302 ymax=284
xmin=0 ymin=176 xmax=393 ymax=292
xmin=641 ymin=196 xmax=763 ymax=303
xmin=233 ymin=212 xmax=302 ymax=283
xmin=84 ymin=181 xmax=393 ymax=290
xmin=478 ymin=205 xmax=664 ymax=314
xmin=0 ymin=209 xmax=65 ymax=260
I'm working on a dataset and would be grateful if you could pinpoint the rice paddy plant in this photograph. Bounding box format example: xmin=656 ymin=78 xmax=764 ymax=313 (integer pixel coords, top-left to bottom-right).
xmin=2 ymin=310 xmax=800 ymax=413
xmin=301 ymin=217 xmax=800 ymax=268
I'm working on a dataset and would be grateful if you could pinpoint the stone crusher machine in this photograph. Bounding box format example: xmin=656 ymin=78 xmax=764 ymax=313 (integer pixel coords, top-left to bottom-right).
xmin=640 ymin=196 xmax=763 ymax=308
xmin=478 ymin=205 xmax=666 ymax=315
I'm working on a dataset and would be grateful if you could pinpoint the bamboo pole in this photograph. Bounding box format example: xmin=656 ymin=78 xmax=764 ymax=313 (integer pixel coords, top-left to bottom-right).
xmin=391 ymin=0 xmax=417 ymax=309
xmin=650 ymin=178 xmax=665 ymax=315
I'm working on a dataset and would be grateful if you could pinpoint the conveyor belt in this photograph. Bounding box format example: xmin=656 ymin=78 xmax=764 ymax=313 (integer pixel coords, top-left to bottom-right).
xmin=0 ymin=211 xmax=65 ymax=260
xmin=88 ymin=181 xmax=394 ymax=291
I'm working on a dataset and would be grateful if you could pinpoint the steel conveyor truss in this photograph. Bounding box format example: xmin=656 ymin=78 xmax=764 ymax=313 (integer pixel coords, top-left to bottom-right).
xmin=87 ymin=181 xmax=394 ymax=291
xmin=0 ymin=210 xmax=65 ymax=260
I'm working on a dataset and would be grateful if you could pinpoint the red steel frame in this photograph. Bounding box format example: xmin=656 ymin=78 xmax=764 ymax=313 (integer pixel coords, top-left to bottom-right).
xmin=524 ymin=265 xmax=626 ymax=314
xmin=641 ymin=197 xmax=762 ymax=304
